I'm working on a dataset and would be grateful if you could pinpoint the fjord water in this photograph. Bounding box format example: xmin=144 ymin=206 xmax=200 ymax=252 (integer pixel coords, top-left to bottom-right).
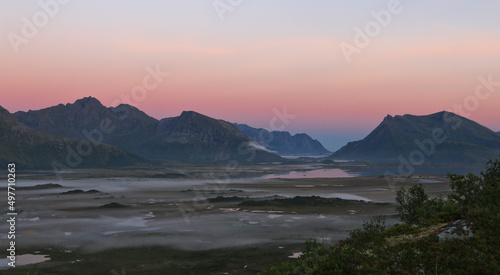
xmin=262 ymin=168 xmax=361 ymax=179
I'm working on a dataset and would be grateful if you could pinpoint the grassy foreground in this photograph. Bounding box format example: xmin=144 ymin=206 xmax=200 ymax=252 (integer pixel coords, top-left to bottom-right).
xmin=13 ymin=244 xmax=301 ymax=275
xmin=262 ymin=160 xmax=500 ymax=274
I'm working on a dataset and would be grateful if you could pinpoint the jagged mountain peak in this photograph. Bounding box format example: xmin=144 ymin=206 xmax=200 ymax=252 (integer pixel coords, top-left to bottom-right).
xmin=0 ymin=105 xmax=142 ymax=169
xmin=70 ymin=96 xmax=104 ymax=108
xmin=73 ymin=96 xmax=100 ymax=103
xmin=177 ymin=111 xmax=215 ymax=123
xmin=0 ymin=105 xmax=11 ymax=117
xmin=180 ymin=110 xmax=201 ymax=117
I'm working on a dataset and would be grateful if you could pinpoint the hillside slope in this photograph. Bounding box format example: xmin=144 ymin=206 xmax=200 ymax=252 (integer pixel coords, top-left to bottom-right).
xmin=14 ymin=97 xmax=283 ymax=163
xmin=331 ymin=111 xmax=500 ymax=165
xmin=1 ymin=105 xmax=142 ymax=169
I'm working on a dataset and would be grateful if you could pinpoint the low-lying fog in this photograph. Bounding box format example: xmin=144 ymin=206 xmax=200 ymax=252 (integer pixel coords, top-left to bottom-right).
xmin=1 ymin=167 xmax=451 ymax=265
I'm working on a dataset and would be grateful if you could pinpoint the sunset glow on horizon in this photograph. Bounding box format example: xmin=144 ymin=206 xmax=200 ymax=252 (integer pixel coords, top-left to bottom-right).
xmin=1 ymin=0 xmax=499 ymax=150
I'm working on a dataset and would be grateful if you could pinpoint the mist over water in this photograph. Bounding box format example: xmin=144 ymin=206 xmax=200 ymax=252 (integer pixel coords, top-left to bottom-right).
xmin=1 ymin=173 xmax=398 ymax=254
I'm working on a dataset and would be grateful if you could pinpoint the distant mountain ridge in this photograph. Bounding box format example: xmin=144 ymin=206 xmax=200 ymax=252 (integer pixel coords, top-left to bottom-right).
xmin=331 ymin=111 xmax=500 ymax=165
xmin=14 ymin=97 xmax=282 ymax=163
xmin=0 ymin=105 xmax=141 ymax=169
xmin=235 ymin=123 xmax=331 ymax=156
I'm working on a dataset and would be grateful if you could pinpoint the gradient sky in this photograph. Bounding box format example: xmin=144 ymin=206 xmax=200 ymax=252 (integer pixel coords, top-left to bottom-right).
xmin=1 ymin=0 xmax=499 ymax=150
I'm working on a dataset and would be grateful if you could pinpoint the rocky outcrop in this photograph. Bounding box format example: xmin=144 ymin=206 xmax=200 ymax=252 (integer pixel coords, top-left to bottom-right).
xmin=436 ymin=220 xmax=474 ymax=242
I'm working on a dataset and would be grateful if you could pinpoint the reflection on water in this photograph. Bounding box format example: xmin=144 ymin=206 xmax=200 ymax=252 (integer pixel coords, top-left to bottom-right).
xmin=262 ymin=169 xmax=360 ymax=179
xmin=288 ymin=252 xmax=303 ymax=258
xmin=0 ymin=254 xmax=50 ymax=270
xmin=281 ymin=154 xmax=331 ymax=159
xmin=357 ymin=167 xmax=482 ymax=176
xmin=18 ymin=254 xmax=50 ymax=265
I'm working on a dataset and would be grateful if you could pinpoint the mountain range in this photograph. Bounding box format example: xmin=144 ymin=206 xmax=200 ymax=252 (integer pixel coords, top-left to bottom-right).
xmin=3 ymin=97 xmax=499 ymax=169
xmin=0 ymin=105 xmax=141 ymax=169
xmin=330 ymin=111 xmax=500 ymax=165
xmin=12 ymin=97 xmax=283 ymax=163
xmin=235 ymin=124 xmax=331 ymax=155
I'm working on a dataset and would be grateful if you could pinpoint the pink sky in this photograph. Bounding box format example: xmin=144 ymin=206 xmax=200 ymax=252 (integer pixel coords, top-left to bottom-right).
xmin=1 ymin=1 xmax=499 ymax=150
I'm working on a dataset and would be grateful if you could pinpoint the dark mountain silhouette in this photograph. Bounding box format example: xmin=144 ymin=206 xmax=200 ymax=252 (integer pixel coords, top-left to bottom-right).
xmin=235 ymin=123 xmax=330 ymax=156
xmin=330 ymin=111 xmax=500 ymax=165
xmin=14 ymin=97 xmax=283 ymax=163
xmin=0 ymin=105 xmax=141 ymax=169
xmin=142 ymin=112 xmax=282 ymax=162
xmin=14 ymin=97 xmax=159 ymax=153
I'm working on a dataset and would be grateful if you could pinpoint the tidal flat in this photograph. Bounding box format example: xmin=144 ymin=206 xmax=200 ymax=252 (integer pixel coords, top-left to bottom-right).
xmin=0 ymin=163 xmax=453 ymax=274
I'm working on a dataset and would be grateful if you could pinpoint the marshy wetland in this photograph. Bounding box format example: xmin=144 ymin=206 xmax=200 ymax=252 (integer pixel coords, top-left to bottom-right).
xmin=0 ymin=163 xmax=453 ymax=274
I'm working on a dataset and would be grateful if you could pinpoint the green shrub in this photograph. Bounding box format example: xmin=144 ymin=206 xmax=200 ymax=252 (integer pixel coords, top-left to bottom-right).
xmin=478 ymin=160 xmax=500 ymax=211
xmin=448 ymin=160 xmax=500 ymax=212
xmin=447 ymin=172 xmax=481 ymax=211
xmin=349 ymin=215 xmax=386 ymax=238
xmin=395 ymin=183 xmax=434 ymax=224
